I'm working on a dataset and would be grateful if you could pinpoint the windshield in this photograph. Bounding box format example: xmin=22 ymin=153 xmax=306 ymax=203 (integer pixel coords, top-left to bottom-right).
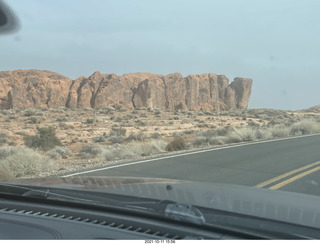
xmin=1 ymin=0 xmax=320 ymax=237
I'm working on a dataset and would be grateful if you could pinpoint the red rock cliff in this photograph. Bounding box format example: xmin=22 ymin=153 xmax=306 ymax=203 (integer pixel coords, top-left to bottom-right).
xmin=0 ymin=69 xmax=253 ymax=111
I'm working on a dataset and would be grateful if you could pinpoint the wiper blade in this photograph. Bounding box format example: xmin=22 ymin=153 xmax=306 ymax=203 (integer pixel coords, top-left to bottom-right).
xmin=0 ymin=183 xmax=167 ymax=212
xmin=0 ymin=183 xmax=98 ymax=204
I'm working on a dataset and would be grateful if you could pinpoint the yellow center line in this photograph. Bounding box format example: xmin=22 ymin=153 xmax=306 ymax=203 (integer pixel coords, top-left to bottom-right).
xmin=269 ymin=166 xmax=320 ymax=190
xmin=255 ymin=161 xmax=320 ymax=188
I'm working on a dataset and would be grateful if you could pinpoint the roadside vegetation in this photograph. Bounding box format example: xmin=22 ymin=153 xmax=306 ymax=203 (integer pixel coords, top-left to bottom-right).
xmin=0 ymin=107 xmax=320 ymax=179
xmin=81 ymin=140 xmax=167 ymax=161
xmin=24 ymin=126 xmax=63 ymax=151
xmin=191 ymin=118 xmax=320 ymax=148
xmin=0 ymin=147 xmax=56 ymax=178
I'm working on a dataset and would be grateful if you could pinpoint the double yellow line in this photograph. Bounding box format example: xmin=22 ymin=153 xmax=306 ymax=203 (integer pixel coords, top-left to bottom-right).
xmin=255 ymin=161 xmax=320 ymax=190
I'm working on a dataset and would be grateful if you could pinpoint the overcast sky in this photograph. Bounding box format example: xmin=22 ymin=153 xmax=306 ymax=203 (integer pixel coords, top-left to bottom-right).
xmin=1 ymin=0 xmax=320 ymax=110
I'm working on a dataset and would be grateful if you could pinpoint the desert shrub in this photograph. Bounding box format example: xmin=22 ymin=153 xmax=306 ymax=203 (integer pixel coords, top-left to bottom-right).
xmin=131 ymin=110 xmax=139 ymax=114
xmin=108 ymin=135 xmax=125 ymax=144
xmin=224 ymin=132 xmax=242 ymax=143
xmin=35 ymin=111 xmax=45 ymax=116
xmin=0 ymin=110 xmax=13 ymax=115
xmin=150 ymin=133 xmax=161 ymax=139
xmin=108 ymin=127 xmax=126 ymax=144
xmin=109 ymin=127 xmax=126 ymax=137
xmin=101 ymin=140 xmax=166 ymax=161
xmin=172 ymin=132 xmax=181 ymax=138
xmin=24 ymin=126 xmax=63 ymax=151
xmin=0 ymin=133 xmax=7 ymax=146
xmin=0 ymin=147 xmax=56 ymax=178
xmin=126 ymin=132 xmax=146 ymax=141
xmin=92 ymin=135 xmax=106 ymax=143
xmin=154 ymin=110 xmax=161 ymax=115
xmin=28 ymin=117 xmax=39 ymax=124
xmin=197 ymin=127 xmax=232 ymax=138
xmin=136 ymin=120 xmax=146 ymax=126
xmin=268 ymin=125 xmax=290 ymax=138
xmin=115 ymin=117 xmax=123 ymax=122
xmin=86 ymin=118 xmax=95 ymax=124
xmin=197 ymin=129 xmax=216 ymax=138
xmin=101 ymin=145 xmax=136 ymax=161
xmin=8 ymin=115 xmax=17 ymax=120
xmin=235 ymin=127 xmax=256 ymax=141
xmin=225 ymin=127 xmax=256 ymax=143
xmin=166 ymin=138 xmax=187 ymax=151
xmin=290 ymin=119 xmax=320 ymax=136
xmin=46 ymin=146 xmax=71 ymax=159
xmin=208 ymin=137 xmax=225 ymax=146
xmin=23 ymin=109 xmax=37 ymax=117
xmin=255 ymin=128 xmax=273 ymax=140
xmin=129 ymin=140 xmax=167 ymax=156
xmin=268 ymin=119 xmax=279 ymax=126
xmin=56 ymin=117 xmax=68 ymax=122
xmin=215 ymin=127 xmax=232 ymax=136
xmin=248 ymin=121 xmax=259 ymax=127
xmin=193 ymin=136 xmax=208 ymax=147
xmin=80 ymin=144 xmax=103 ymax=158
xmin=0 ymin=147 xmax=16 ymax=159
xmin=124 ymin=114 xmax=134 ymax=120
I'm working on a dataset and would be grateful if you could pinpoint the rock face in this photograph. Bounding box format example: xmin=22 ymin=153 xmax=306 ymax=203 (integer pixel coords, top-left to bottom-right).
xmin=0 ymin=69 xmax=253 ymax=111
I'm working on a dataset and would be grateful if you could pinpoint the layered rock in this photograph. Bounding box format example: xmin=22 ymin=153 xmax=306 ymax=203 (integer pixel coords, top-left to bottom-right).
xmin=0 ymin=69 xmax=253 ymax=111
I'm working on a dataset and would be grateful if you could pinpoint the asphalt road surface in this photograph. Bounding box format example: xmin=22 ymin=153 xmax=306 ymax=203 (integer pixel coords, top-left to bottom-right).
xmin=64 ymin=134 xmax=320 ymax=196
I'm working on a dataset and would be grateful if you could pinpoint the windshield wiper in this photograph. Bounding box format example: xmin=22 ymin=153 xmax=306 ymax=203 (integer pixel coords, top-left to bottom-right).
xmin=0 ymin=183 xmax=169 ymax=212
xmin=0 ymin=183 xmax=100 ymax=203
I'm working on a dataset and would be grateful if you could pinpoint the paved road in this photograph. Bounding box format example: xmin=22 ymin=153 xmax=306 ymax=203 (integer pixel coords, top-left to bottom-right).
xmin=65 ymin=134 xmax=320 ymax=195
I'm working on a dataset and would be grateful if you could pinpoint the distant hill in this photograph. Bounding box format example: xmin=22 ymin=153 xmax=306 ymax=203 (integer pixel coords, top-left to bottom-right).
xmin=0 ymin=69 xmax=253 ymax=111
xmin=300 ymin=105 xmax=320 ymax=113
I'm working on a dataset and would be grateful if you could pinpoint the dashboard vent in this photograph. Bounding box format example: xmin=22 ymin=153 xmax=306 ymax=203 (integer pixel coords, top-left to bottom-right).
xmin=0 ymin=207 xmax=183 ymax=239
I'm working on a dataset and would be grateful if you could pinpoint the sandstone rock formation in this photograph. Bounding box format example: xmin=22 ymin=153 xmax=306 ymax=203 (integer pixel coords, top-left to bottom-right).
xmin=0 ymin=69 xmax=253 ymax=111
xmin=0 ymin=70 xmax=72 ymax=109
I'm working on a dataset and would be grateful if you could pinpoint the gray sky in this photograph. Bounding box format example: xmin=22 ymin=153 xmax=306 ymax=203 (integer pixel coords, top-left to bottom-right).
xmin=1 ymin=0 xmax=320 ymax=110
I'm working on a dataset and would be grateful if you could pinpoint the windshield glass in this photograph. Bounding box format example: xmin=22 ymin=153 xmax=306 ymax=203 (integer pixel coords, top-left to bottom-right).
xmin=1 ymin=0 xmax=320 ymax=234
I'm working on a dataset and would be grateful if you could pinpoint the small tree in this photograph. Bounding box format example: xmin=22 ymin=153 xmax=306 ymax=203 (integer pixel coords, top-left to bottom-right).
xmin=24 ymin=126 xmax=62 ymax=151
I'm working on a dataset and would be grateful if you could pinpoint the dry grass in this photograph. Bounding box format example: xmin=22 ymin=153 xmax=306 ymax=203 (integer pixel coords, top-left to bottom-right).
xmin=79 ymin=140 xmax=167 ymax=162
xmin=0 ymin=147 xmax=57 ymax=178
xmin=191 ymin=117 xmax=320 ymax=148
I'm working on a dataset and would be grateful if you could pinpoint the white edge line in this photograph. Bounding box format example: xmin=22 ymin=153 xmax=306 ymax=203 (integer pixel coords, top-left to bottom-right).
xmin=62 ymin=133 xmax=320 ymax=177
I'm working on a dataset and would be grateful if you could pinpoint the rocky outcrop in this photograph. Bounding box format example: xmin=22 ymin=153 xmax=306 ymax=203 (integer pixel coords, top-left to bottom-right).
xmin=0 ymin=70 xmax=72 ymax=109
xmin=0 ymin=69 xmax=253 ymax=111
